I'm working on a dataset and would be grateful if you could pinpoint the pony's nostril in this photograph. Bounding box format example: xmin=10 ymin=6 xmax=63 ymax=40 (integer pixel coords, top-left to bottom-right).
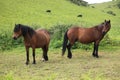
xmin=13 ymin=37 xmax=17 ymax=40
xmin=102 ymin=32 xmax=106 ymax=35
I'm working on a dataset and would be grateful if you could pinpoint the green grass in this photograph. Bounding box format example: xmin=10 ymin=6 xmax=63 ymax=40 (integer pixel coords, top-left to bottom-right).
xmin=0 ymin=0 xmax=120 ymax=40
xmin=0 ymin=48 xmax=120 ymax=80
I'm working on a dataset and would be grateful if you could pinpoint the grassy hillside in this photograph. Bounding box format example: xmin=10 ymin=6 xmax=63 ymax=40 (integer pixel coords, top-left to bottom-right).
xmin=0 ymin=0 xmax=119 ymax=51
xmin=91 ymin=0 xmax=120 ymax=40
xmin=0 ymin=0 xmax=119 ymax=28
xmin=0 ymin=0 xmax=120 ymax=47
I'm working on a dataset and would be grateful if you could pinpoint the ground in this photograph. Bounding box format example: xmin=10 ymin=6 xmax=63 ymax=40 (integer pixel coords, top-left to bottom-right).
xmin=0 ymin=48 xmax=120 ymax=80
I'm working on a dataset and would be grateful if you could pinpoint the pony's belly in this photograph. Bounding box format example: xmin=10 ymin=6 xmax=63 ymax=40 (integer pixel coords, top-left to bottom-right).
xmin=78 ymin=39 xmax=94 ymax=44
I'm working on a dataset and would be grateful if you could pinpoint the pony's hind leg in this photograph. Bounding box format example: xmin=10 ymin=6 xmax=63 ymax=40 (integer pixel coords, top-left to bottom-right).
xmin=32 ymin=49 xmax=36 ymax=64
xmin=42 ymin=46 xmax=48 ymax=61
xmin=93 ymin=42 xmax=99 ymax=58
xmin=67 ymin=43 xmax=72 ymax=59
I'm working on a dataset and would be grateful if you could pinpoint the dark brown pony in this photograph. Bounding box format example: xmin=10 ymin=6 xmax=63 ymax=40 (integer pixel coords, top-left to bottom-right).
xmin=62 ymin=20 xmax=111 ymax=58
xmin=12 ymin=24 xmax=50 ymax=65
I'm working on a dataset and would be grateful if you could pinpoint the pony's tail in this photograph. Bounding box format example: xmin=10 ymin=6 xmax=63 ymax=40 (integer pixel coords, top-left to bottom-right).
xmin=62 ymin=30 xmax=68 ymax=56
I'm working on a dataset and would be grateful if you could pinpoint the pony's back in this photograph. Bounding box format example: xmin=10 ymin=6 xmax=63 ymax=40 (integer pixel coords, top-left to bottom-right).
xmin=35 ymin=29 xmax=50 ymax=45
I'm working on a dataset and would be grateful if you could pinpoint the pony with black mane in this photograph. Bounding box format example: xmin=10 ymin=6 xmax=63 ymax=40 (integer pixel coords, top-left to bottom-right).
xmin=12 ymin=24 xmax=50 ymax=65
xmin=62 ymin=20 xmax=111 ymax=58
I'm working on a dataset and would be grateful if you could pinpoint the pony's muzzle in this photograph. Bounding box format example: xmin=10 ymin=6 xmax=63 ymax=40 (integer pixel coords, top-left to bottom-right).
xmin=13 ymin=37 xmax=17 ymax=40
xmin=102 ymin=32 xmax=106 ymax=35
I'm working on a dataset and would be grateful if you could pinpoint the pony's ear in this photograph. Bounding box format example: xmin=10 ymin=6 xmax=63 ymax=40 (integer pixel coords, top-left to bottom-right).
xmin=18 ymin=24 xmax=21 ymax=27
xmin=108 ymin=20 xmax=110 ymax=23
xmin=18 ymin=24 xmax=21 ymax=28
xmin=104 ymin=19 xmax=107 ymax=22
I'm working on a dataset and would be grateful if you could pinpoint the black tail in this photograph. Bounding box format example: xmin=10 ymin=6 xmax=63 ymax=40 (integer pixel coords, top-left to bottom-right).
xmin=62 ymin=30 xmax=68 ymax=56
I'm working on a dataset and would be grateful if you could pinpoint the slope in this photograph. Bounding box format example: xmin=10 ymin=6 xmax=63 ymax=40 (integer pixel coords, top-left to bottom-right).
xmin=0 ymin=0 xmax=119 ymax=40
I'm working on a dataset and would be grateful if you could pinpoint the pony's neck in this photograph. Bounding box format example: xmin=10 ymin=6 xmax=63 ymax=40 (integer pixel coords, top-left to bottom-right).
xmin=96 ymin=24 xmax=104 ymax=33
xmin=21 ymin=25 xmax=35 ymax=38
xmin=23 ymin=33 xmax=31 ymax=42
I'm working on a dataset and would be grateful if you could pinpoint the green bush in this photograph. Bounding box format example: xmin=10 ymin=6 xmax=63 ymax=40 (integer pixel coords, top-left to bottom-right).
xmin=0 ymin=30 xmax=22 ymax=51
xmin=49 ymin=24 xmax=72 ymax=48
xmin=69 ymin=0 xmax=88 ymax=6
xmin=107 ymin=11 xmax=116 ymax=16
xmin=117 ymin=1 xmax=120 ymax=9
xmin=49 ymin=24 xmax=72 ymax=40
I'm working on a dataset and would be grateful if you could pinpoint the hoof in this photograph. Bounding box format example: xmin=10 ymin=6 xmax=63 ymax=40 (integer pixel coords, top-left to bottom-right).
xmin=41 ymin=58 xmax=45 ymax=61
xmin=32 ymin=61 xmax=36 ymax=64
xmin=62 ymin=52 xmax=65 ymax=56
xmin=67 ymin=55 xmax=72 ymax=59
xmin=96 ymin=55 xmax=99 ymax=58
xmin=26 ymin=62 xmax=29 ymax=65
xmin=41 ymin=58 xmax=48 ymax=61
xmin=44 ymin=56 xmax=48 ymax=61
xmin=92 ymin=53 xmax=96 ymax=57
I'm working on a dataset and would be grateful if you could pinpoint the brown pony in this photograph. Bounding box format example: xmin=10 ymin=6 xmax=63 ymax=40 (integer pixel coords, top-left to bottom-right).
xmin=12 ymin=24 xmax=50 ymax=65
xmin=62 ymin=20 xmax=111 ymax=58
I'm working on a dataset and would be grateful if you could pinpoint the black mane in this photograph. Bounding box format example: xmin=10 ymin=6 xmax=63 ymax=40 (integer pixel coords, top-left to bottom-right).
xmin=17 ymin=24 xmax=35 ymax=38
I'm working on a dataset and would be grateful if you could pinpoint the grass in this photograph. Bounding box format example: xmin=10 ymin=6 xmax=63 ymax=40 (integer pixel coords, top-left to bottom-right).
xmin=0 ymin=48 xmax=120 ymax=80
xmin=0 ymin=0 xmax=120 ymax=41
xmin=0 ymin=0 xmax=119 ymax=26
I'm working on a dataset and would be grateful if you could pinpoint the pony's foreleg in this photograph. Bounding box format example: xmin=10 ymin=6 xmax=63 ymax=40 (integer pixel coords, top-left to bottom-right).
xmin=93 ymin=42 xmax=99 ymax=58
xmin=67 ymin=43 xmax=72 ymax=59
xmin=32 ymin=49 xmax=36 ymax=64
xmin=92 ymin=43 xmax=96 ymax=57
xmin=25 ymin=47 xmax=30 ymax=65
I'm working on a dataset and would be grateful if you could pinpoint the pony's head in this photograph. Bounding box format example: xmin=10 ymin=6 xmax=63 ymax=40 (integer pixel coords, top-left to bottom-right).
xmin=12 ymin=24 xmax=35 ymax=40
xmin=12 ymin=24 xmax=22 ymax=40
xmin=102 ymin=20 xmax=111 ymax=35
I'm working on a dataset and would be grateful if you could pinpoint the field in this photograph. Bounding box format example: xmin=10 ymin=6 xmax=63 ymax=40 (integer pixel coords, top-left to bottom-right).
xmin=0 ymin=0 xmax=120 ymax=80
xmin=0 ymin=48 xmax=120 ymax=80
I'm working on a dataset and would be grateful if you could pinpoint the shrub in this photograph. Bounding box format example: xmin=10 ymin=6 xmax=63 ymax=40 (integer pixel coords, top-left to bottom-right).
xmin=69 ymin=0 xmax=88 ymax=6
xmin=107 ymin=11 xmax=116 ymax=16
xmin=49 ymin=24 xmax=72 ymax=40
xmin=117 ymin=2 xmax=120 ymax=9
xmin=100 ymin=34 xmax=112 ymax=46
xmin=49 ymin=24 xmax=72 ymax=48
xmin=91 ymin=6 xmax=95 ymax=8
xmin=0 ymin=30 xmax=22 ymax=51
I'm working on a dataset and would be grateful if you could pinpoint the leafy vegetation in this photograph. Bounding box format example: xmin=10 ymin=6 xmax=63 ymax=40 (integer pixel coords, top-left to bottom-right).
xmin=0 ymin=30 xmax=23 ymax=51
xmin=69 ymin=0 xmax=88 ymax=6
xmin=107 ymin=10 xmax=116 ymax=16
